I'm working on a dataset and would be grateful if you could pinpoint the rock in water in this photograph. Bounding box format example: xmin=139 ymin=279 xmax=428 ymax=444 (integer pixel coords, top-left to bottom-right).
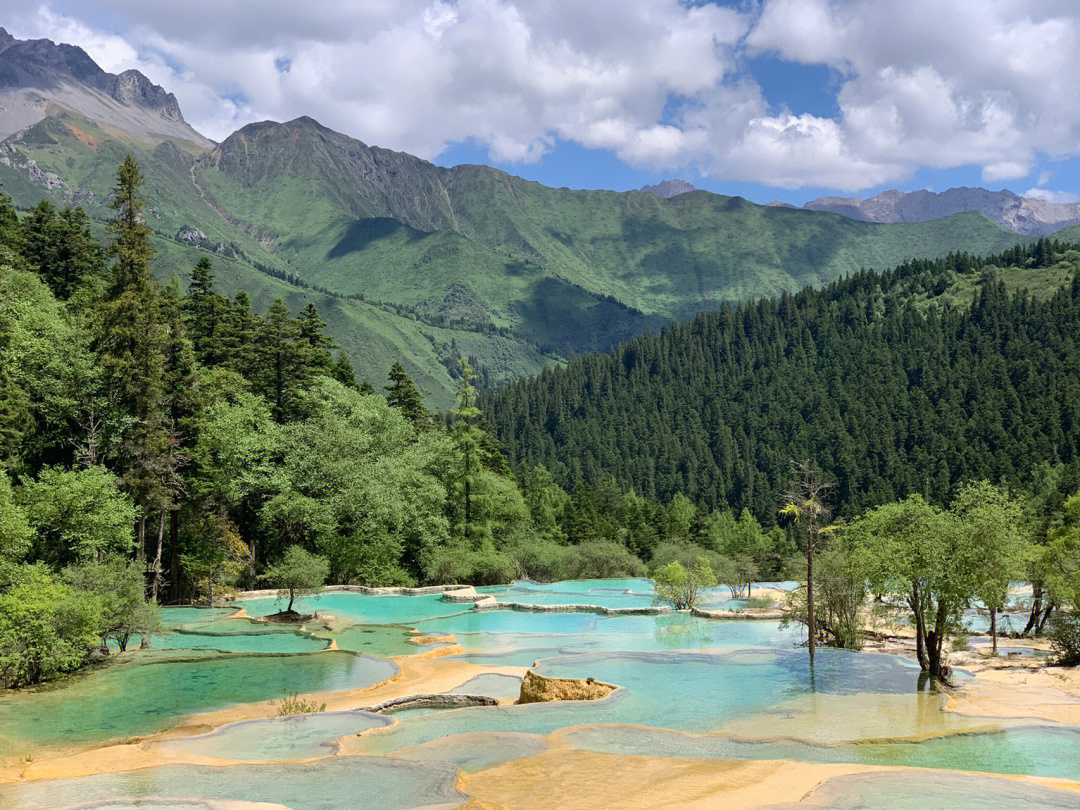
xmin=517 ymin=670 xmax=616 ymax=704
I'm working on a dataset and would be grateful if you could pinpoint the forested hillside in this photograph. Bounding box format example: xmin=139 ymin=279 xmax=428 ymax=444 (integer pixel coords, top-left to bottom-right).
xmin=485 ymin=241 xmax=1080 ymax=522
xmin=2 ymin=30 xmax=1033 ymax=408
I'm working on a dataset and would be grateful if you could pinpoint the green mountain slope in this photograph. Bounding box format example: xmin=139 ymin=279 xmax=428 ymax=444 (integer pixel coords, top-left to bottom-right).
xmin=3 ymin=112 xmax=1029 ymax=406
xmin=483 ymin=243 xmax=1080 ymax=521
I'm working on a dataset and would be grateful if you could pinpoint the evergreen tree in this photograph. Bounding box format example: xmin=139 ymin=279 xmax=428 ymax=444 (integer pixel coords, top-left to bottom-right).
xmin=184 ymin=258 xmax=228 ymax=367
xmin=385 ymin=362 xmax=430 ymax=428
xmin=297 ymin=302 xmax=333 ymax=370
xmin=96 ymin=155 xmax=172 ymax=556
xmin=21 ymin=201 xmax=107 ymax=300
xmin=252 ymin=299 xmax=307 ymax=423
xmin=451 ymin=362 xmax=489 ymax=546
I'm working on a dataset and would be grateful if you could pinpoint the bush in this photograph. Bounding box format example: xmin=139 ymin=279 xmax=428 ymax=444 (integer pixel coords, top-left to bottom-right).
xmin=0 ymin=564 xmax=101 ymax=687
xmin=276 ymin=692 xmax=326 ymax=716
xmin=262 ymin=546 xmax=330 ymax=614
xmin=568 ymin=541 xmax=646 ymax=579
xmin=424 ymin=543 xmax=514 ymax=586
xmin=1048 ymin=611 xmax=1080 ymax=666
xmin=653 ymin=558 xmax=717 ymax=610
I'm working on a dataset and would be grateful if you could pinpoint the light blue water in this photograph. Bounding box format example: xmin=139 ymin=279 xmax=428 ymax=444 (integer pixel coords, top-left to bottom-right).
xmin=159 ymin=607 xmax=238 ymax=629
xmin=449 ymin=673 xmax=523 ymax=698
xmin=233 ymin=592 xmax=467 ymax=624
xmin=159 ymin=711 xmax=391 ymax=761
xmin=357 ymin=648 xmax=923 ymax=756
xmin=392 ymin=731 xmax=549 ymax=772
xmin=0 ymin=757 xmax=466 ymax=810
xmin=0 ymin=652 xmax=397 ymax=753
xmin=444 ymin=614 xmax=803 ymax=665
xmin=563 ymin=723 xmax=1080 ymax=781
xmin=764 ymin=771 xmax=1080 ymax=809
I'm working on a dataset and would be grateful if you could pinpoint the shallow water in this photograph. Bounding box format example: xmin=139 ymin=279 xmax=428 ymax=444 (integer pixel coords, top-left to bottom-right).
xmin=449 ymin=673 xmax=523 ymax=698
xmin=356 ymin=648 xmax=928 ymax=756
xmin=391 ymin=731 xmax=549 ymax=772
xmin=159 ymin=711 xmax=391 ymax=761
xmin=233 ymin=592 xmax=467 ymax=625
xmin=0 ymin=757 xmax=466 ymax=810
xmin=563 ymin=723 xmax=1080 ymax=781
xmin=9 ymin=579 xmax=1080 ymax=809
xmin=0 ymin=652 xmax=396 ymax=754
xmin=764 ymin=770 xmax=1080 ymax=809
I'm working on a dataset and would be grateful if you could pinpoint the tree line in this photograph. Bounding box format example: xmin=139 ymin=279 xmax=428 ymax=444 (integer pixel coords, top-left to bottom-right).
xmin=1 ymin=156 xmax=791 ymax=687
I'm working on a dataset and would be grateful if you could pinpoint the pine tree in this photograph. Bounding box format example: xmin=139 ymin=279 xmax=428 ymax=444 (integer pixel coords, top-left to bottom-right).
xmin=252 ymin=299 xmax=307 ymax=422
xmin=96 ymin=154 xmax=171 ymax=558
xmin=451 ymin=361 xmax=489 ymax=546
xmin=297 ymin=302 xmax=333 ymax=370
xmin=21 ymin=201 xmax=106 ymax=300
xmin=385 ymin=362 xmax=430 ymax=428
xmin=184 ymin=257 xmax=228 ymax=366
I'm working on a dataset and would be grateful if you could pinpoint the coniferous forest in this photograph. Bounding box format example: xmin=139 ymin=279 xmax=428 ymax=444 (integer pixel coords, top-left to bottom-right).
xmin=485 ymin=243 xmax=1080 ymax=523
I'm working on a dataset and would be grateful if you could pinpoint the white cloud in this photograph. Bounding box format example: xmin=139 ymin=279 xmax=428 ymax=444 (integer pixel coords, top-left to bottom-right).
xmin=1025 ymin=187 xmax=1080 ymax=204
xmin=6 ymin=1 xmax=1080 ymax=192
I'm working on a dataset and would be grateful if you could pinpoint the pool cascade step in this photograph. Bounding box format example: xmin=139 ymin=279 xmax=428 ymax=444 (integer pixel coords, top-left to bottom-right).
xmin=690 ymin=605 xmax=786 ymax=620
xmin=227 ymin=583 xmax=478 ymax=601
xmin=473 ymin=601 xmax=672 ymax=616
xmin=356 ymin=694 xmax=501 ymax=714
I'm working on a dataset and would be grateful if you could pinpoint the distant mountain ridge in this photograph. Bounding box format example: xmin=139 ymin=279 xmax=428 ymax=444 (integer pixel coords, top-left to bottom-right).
xmin=0 ymin=27 xmax=209 ymax=148
xmin=0 ymin=29 xmax=1033 ymax=405
xmin=640 ymin=179 xmax=695 ymax=199
xmin=795 ymin=187 xmax=1080 ymax=236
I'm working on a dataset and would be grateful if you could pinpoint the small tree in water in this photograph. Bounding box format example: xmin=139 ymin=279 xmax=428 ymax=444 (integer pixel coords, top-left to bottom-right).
xmin=653 ymin=558 xmax=717 ymax=610
xmin=262 ymin=545 xmax=329 ymax=615
xmin=780 ymin=460 xmax=834 ymax=661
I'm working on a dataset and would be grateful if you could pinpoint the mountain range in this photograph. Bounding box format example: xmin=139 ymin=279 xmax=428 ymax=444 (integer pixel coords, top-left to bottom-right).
xmin=779 ymin=187 xmax=1080 ymax=236
xmin=2 ymin=28 xmax=1069 ymax=405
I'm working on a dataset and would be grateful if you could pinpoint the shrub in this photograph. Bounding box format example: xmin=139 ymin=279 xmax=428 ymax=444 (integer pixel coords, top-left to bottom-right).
xmin=653 ymin=558 xmax=717 ymax=610
xmin=1048 ymin=611 xmax=1080 ymax=666
xmin=276 ymin=692 xmax=326 ymax=716
xmin=0 ymin=564 xmax=101 ymax=687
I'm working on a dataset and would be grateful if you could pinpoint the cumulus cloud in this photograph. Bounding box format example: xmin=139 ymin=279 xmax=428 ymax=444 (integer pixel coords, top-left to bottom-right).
xmin=6 ymin=1 xmax=1080 ymax=191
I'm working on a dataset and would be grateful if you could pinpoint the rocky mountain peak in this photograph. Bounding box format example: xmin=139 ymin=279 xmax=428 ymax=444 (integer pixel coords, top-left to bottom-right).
xmin=640 ymin=179 xmax=695 ymax=199
xmin=108 ymin=69 xmax=183 ymax=121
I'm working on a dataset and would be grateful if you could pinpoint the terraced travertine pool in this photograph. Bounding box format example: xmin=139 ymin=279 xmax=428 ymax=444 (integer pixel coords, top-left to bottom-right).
xmin=1 ymin=579 xmax=1078 ymax=810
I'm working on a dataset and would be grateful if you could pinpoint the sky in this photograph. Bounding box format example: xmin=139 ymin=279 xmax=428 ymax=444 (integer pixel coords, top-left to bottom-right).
xmin=6 ymin=0 xmax=1080 ymax=206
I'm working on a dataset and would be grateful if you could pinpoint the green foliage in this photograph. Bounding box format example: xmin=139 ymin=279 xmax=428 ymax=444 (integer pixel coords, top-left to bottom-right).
xmin=0 ymin=261 xmax=93 ymax=468
xmin=385 ymin=362 xmax=430 ymax=428
xmin=1048 ymin=611 xmax=1080 ymax=666
xmin=262 ymin=545 xmax=330 ymax=613
xmin=486 ymin=245 xmax=1080 ymax=524
xmin=20 ymin=200 xmax=107 ymax=300
xmin=0 ymin=564 xmax=101 ymax=687
xmin=653 ymin=558 xmax=717 ymax=610
xmin=276 ymin=692 xmax=326 ymax=716
xmin=0 ymin=471 xmax=31 ymax=563
xmin=1043 ymin=493 xmax=1080 ymax=609
xmin=63 ymin=557 xmax=161 ymax=652
xmin=18 ymin=466 xmax=136 ymax=567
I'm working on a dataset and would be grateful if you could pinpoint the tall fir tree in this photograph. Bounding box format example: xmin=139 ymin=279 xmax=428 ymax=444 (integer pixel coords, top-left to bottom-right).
xmin=451 ymin=361 xmax=490 ymax=546
xmin=96 ymin=154 xmax=172 ymax=557
xmin=385 ymin=362 xmax=430 ymax=428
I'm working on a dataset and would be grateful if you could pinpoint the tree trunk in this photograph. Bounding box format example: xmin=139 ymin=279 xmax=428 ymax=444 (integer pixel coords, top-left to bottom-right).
xmin=287 ymin=588 xmax=295 ymax=613
xmin=151 ymin=511 xmax=166 ymax=601
xmin=910 ymin=585 xmax=929 ymax=671
xmin=168 ymin=510 xmax=181 ymax=603
xmin=990 ymin=607 xmax=998 ymax=655
xmin=136 ymin=515 xmax=146 ymax=563
xmin=806 ymin=523 xmax=815 ymax=661
xmin=1037 ymin=603 xmax=1055 ymax=634
xmin=1023 ymin=584 xmax=1043 ymax=636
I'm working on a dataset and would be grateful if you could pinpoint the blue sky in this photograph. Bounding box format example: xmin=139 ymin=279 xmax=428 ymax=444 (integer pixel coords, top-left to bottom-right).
xmin=9 ymin=1 xmax=1080 ymax=206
